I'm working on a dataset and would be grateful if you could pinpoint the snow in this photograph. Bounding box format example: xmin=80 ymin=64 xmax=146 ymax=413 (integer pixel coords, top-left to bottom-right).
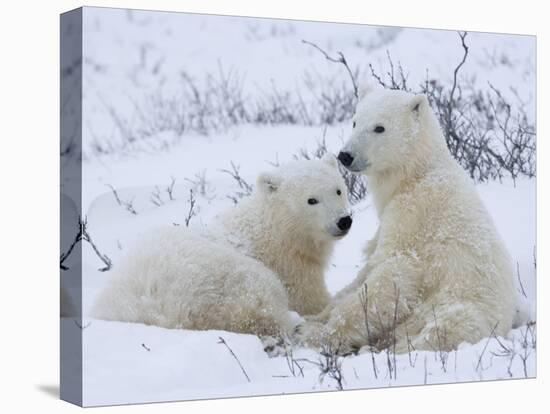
xmin=70 ymin=316 xmax=535 ymax=406
xmin=65 ymin=146 xmax=536 ymax=406
xmin=60 ymin=6 xmax=536 ymax=407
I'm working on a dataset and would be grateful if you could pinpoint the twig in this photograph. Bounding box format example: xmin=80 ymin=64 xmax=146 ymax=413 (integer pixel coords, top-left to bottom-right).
xmin=80 ymin=216 xmax=113 ymax=272
xmin=279 ymin=335 xmax=305 ymax=378
xmin=106 ymin=184 xmax=138 ymax=215
xmin=60 ymin=224 xmax=82 ymax=270
xmin=516 ymin=262 xmax=527 ymax=298
xmin=150 ymin=186 xmax=164 ymax=207
xmin=359 ymin=283 xmax=379 ymax=379
xmin=218 ymin=336 xmax=251 ymax=382
xmin=391 ymin=283 xmax=400 ymax=380
xmin=449 ymin=31 xmax=469 ymax=103
xmin=302 ymin=39 xmax=358 ymax=98
xmin=423 ymin=354 xmax=428 ymax=384
xmin=431 ymin=306 xmax=448 ymax=372
xmin=221 ymin=161 xmax=254 ymax=203
xmin=61 ymin=216 xmax=113 ymax=272
xmin=299 ymin=344 xmax=345 ymax=390
xmin=405 ymin=327 xmax=418 ymax=368
xmin=220 ymin=162 xmax=253 ymax=194
xmin=475 ymin=322 xmax=499 ymax=372
xmin=166 ymin=176 xmax=176 ymax=200
xmin=518 ymin=322 xmax=536 ymax=378
xmin=184 ymin=189 xmax=197 ymax=227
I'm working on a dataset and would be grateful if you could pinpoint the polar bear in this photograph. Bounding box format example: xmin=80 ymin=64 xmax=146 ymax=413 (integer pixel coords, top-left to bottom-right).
xmin=296 ymin=85 xmax=516 ymax=353
xmin=92 ymin=157 xmax=352 ymax=336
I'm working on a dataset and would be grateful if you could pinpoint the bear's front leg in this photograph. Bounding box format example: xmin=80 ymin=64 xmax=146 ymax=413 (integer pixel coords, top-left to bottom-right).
xmin=295 ymin=253 xmax=421 ymax=352
xmin=293 ymin=282 xmax=373 ymax=353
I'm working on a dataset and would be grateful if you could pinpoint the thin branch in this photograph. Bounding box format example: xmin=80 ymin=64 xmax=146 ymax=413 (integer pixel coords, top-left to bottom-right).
xmin=60 ymin=224 xmax=82 ymax=270
xmin=166 ymin=176 xmax=176 ymax=200
xmin=391 ymin=283 xmax=400 ymax=380
xmin=61 ymin=216 xmax=113 ymax=272
xmin=431 ymin=306 xmax=448 ymax=372
xmin=221 ymin=161 xmax=253 ymax=203
xmin=184 ymin=189 xmax=197 ymax=227
xmin=450 ymin=31 xmax=469 ymax=103
xmin=302 ymin=39 xmax=358 ymax=98
xmin=475 ymin=322 xmax=499 ymax=372
xmin=106 ymin=184 xmax=138 ymax=215
xmin=150 ymin=186 xmax=164 ymax=207
xmin=218 ymin=336 xmax=251 ymax=382
xmin=80 ymin=216 xmax=113 ymax=272
xmin=359 ymin=283 xmax=379 ymax=379
xmin=516 ymin=262 xmax=527 ymax=298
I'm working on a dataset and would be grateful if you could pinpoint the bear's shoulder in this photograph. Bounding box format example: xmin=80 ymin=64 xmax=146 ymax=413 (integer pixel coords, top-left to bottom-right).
xmin=383 ymin=164 xmax=471 ymax=229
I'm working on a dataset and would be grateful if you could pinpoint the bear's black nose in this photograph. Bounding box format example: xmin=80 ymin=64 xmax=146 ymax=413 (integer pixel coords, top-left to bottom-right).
xmin=337 ymin=216 xmax=353 ymax=231
xmin=337 ymin=151 xmax=354 ymax=167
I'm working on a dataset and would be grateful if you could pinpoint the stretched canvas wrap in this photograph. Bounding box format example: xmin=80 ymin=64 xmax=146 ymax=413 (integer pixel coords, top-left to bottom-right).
xmin=60 ymin=6 xmax=536 ymax=407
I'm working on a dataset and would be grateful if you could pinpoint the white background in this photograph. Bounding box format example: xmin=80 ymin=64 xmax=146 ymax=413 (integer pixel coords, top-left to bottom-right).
xmin=0 ymin=0 xmax=546 ymax=413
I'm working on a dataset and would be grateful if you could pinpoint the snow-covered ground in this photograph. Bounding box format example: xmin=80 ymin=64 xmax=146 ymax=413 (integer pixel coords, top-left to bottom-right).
xmin=63 ymin=130 xmax=537 ymax=406
xmin=60 ymin=7 xmax=536 ymax=407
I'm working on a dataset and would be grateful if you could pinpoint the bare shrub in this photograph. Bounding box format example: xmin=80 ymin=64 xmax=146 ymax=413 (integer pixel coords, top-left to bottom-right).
xmin=92 ymin=60 xmax=359 ymax=155
xmin=150 ymin=176 xmax=177 ymax=207
xmin=269 ymin=335 xmax=305 ymax=378
xmin=317 ymin=344 xmax=345 ymax=390
xmin=491 ymin=321 xmax=536 ymax=378
xmin=253 ymin=80 xmax=301 ymax=125
xmin=298 ymin=344 xmax=346 ymax=390
xmin=91 ymin=33 xmax=535 ymax=185
xmin=185 ymin=170 xmax=215 ymax=201
xmin=106 ymin=184 xmax=138 ymax=215
xmin=359 ymin=282 xmax=401 ymax=380
xmin=220 ymin=161 xmax=254 ymax=204
xmin=368 ymin=32 xmax=536 ymax=182
xmin=301 ymin=71 xmax=357 ymax=125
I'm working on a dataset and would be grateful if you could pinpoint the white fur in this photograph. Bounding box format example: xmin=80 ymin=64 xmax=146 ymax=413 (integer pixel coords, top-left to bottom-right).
xmin=92 ymin=158 xmax=351 ymax=336
xmin=297 ymin=87 xmax=516 ymax=352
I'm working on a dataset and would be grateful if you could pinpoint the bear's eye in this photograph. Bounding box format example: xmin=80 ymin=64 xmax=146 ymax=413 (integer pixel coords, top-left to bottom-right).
xmin=374 ymin=125 xmax=385 ymax=133
xmin=307 ymin=198 xmax=319 ymax=205
xmin=352 ymin=121 xmax=356 ymax=128
xmin=336 ymin=189 xmax=342 ymax=196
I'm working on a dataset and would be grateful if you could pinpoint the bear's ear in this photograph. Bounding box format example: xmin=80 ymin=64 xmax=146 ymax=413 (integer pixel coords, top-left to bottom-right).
xmin=257 ymin=172 xmax=282 ymax=194
xmin=321 ymin=153 xmax=338 ymax=168
xmin=409 ymin=94 xmax=428 ymax=115
xmin=357 ymin=81 xmax=376 ymax=100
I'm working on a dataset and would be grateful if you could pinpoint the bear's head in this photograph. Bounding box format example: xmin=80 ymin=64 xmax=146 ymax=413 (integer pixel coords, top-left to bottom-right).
xmin=256 ymin=156 xmax=352 ymax=241
xmin=338 ymin=85 xmax=444 ymax=176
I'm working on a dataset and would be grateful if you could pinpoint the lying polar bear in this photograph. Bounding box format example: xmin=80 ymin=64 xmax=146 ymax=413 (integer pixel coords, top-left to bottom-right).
xmin=296 ymin=85 xmax=516 ymax=353
xmin=92 ymin=156 xmax=352 ymax=336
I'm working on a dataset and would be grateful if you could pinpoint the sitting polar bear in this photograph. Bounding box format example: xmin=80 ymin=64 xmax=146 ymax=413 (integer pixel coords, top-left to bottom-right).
xmin=296 ymin=85 xmax=516 ymax=353
xmin=92 ymin=156 xmax=352 ymax=336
